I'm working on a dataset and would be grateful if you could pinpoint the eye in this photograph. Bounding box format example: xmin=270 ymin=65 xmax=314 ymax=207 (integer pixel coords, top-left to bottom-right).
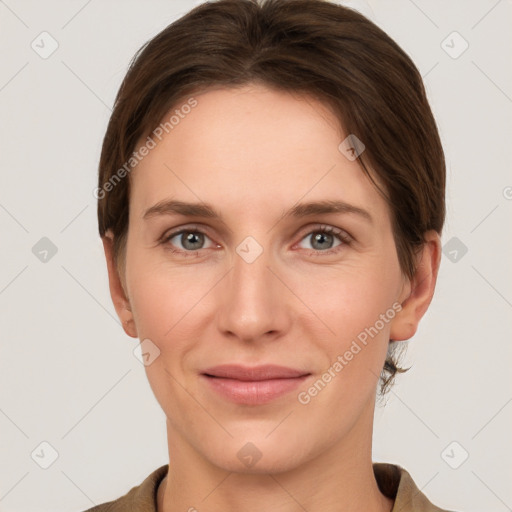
xmin=160 ymin=224 xmax=352 ymax=258
xmin=161 ymin=227 xmax=218 ymax=256
xmin=297 ymin=226 xmax=351 ymax=254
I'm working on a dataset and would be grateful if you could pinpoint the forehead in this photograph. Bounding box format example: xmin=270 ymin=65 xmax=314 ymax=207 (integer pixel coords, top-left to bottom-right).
xmin=129 ymin=84 xmax=389 ymax=224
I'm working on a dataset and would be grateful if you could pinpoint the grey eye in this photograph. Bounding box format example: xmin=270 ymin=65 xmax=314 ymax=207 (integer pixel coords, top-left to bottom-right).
xmin=299 ymin=230 xmax=343 ymax=251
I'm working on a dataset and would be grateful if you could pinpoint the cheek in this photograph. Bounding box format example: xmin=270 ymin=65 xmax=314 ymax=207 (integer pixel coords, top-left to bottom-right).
xmin=126 ymin=261 xmax=205 ymax=410
xmin=298 ymin=263 xmax=400 ymax=387
xmin=126 ymin=244 xmax=222 ymax=368
xmin=300 ymin=263 xmax=399 ymax=337
xmin=130 ymin=267 xmax=200 ymax=344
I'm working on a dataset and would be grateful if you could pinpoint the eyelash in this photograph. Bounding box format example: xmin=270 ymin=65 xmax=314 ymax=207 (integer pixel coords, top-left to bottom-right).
xmin=159 ymin=224 xmax=352 ymax=258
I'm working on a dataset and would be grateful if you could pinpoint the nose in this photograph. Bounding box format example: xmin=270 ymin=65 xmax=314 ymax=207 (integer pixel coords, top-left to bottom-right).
xmin=215 ymin=243 xmax=292 ymax=343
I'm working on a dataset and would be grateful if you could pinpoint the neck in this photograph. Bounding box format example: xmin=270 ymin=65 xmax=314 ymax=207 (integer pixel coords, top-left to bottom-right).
xmin=158 ymin=401 xmax=394 ymax=512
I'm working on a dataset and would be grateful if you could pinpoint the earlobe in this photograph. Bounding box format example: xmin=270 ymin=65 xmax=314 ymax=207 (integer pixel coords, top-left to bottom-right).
xmin=389 ymin=230 xmax=442 ymax=342
xmin=102 ymin=232 xmax=138 ymax=339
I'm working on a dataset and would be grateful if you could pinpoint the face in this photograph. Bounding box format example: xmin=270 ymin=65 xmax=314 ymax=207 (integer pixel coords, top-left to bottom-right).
xmin=109 ymin=83 xmax=418 ymax=473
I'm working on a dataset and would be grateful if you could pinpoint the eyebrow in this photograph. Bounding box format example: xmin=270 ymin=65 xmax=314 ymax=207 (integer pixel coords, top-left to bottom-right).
xmin=142 ymin=199 xmax=373 ymax=224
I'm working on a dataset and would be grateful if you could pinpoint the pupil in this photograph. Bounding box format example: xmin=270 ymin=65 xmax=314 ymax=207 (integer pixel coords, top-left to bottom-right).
xmin=183 ymin=232 xmax=203 ymax=250
xmin=313 ymin=232 xmax=332 ymax=250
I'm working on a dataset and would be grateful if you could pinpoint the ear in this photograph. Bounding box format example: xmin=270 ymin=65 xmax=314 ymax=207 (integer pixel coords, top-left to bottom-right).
xmin=389 ymin=230 xmax=442 ymax=341
xmin=102 ymin=231 xmax=138 ymax=338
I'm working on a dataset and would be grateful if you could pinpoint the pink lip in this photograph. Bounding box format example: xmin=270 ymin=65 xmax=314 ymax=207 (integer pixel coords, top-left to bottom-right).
xmin=201 ymin=364 xmax=311 ymax=405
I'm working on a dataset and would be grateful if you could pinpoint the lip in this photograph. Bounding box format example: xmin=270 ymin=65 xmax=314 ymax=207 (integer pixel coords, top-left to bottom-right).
xmin=202 ymin=364 xmax=310 ymax=380
xmin=200 ymin=364 xmax=311 ymax=405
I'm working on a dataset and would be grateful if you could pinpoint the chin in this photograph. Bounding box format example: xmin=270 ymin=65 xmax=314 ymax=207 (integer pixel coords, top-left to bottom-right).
xmin=201 ymin=432 xmax=313 ymax=475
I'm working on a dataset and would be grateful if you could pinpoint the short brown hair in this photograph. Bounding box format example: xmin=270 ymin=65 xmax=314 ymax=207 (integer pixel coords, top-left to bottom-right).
xmin=97 ymin=0 xmax=446 ymax=396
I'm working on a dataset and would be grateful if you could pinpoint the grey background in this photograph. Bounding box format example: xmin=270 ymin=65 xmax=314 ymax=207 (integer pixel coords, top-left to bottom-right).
xmin=0 ymin=0 xmax=511 ymax=511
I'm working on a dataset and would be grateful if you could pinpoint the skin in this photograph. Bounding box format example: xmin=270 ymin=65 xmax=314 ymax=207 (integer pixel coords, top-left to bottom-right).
xmin=102 ymin=83 xmax=441 ymax=512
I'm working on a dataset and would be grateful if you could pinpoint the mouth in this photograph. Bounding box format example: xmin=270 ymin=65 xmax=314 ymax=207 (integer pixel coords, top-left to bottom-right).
xmin=200 ymin=364 xmax=311 ymax=404
xmin=201 ymin=363 xmax=310 ymax=380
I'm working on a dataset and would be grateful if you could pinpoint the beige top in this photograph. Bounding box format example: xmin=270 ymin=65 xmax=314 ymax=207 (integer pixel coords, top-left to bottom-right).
xmin=82 ymin=462 xmax=455 ymax=511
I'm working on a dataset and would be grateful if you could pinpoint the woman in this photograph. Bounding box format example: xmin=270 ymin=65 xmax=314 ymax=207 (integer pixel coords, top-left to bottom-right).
xmin=88 ymin=0 xmax=453 ymax=510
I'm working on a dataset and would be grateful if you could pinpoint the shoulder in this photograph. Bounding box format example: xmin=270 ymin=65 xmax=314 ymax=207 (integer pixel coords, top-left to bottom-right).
xmin=373 ymin=462 xmax=459 ymax=512
xmin=78 ymin=464 xmax=168 ymax=512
